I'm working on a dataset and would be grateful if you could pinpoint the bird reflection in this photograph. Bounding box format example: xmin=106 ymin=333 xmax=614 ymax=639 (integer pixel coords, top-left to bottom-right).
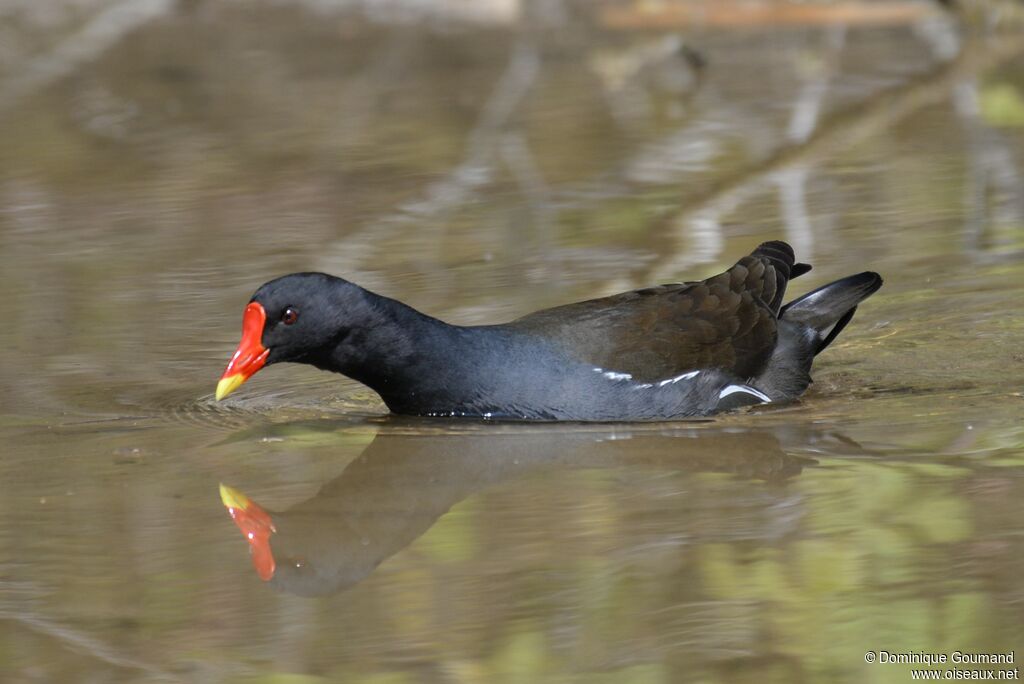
xmin=219 ymin=426 xmax=813 ymax=597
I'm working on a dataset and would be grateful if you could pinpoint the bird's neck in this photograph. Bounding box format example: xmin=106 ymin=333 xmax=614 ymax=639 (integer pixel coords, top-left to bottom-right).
xmin=316 ymin=285 xmax=478 ymax=411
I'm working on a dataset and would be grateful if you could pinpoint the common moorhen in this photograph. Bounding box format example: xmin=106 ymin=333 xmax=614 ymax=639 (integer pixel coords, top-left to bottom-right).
xmin=215 ymin=241 xmax=882 ymax=420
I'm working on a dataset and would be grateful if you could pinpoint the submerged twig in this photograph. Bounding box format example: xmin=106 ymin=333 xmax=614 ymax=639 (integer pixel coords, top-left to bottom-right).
xmin=0 ymin=608 xmax=180 ymax=681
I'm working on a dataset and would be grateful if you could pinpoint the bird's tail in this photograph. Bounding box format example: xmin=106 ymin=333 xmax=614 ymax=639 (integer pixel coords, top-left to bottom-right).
xmin=780 ymin=271 xmax=883 ymax=354
xmin=750 ymin=240 xmax=813 ymax=314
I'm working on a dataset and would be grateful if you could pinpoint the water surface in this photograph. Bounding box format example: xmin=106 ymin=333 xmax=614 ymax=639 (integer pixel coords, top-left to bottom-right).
xmin=1 ymin=2 xmax=1023 ymax=682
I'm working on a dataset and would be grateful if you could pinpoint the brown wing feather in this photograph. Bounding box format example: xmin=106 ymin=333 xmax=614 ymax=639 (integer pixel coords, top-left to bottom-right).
xmin=508 ymin=253 xmax=785 ymax=382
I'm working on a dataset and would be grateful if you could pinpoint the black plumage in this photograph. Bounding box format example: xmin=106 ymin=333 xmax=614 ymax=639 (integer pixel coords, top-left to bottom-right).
xmin=217 ymin=240 xmax=882 ymax=420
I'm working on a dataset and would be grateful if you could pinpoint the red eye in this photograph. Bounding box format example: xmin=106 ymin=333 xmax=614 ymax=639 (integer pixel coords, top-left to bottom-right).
xmin=281 ymin=307 xmax=299 ymax=325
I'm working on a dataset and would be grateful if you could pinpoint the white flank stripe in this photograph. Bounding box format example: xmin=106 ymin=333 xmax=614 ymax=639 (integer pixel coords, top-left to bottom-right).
xmin=718 ymin=385 xmax=772 ymax=403
xmin=657 ymin=370 xmax=701 ymax=387
xmin=594 ymin=367 xmax=633 ymax=381
xmin=603 ymin=371 xmax=633 ymax=381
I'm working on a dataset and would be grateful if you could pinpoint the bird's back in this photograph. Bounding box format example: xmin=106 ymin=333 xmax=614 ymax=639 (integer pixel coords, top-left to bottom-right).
xmin=507 ymin=241 xmax=803 ymax=383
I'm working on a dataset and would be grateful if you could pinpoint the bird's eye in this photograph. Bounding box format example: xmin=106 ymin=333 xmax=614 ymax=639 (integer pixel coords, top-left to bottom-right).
xmin=281 ymin=307 xmax=299 ymax=325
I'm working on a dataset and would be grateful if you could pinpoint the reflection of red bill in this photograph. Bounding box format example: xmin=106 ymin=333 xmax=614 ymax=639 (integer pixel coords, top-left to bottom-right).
xmin=216 ymin=302 xmax=269 ymax=401
xmin=219 ymin=483 xmax=276 ymax=581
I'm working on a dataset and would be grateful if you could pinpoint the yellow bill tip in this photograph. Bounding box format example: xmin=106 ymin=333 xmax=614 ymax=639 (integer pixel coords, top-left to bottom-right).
xmin=215 ymin=374 xmax=246 ymax=401
xmin=219 ymin=483 xmax=251 ymax=511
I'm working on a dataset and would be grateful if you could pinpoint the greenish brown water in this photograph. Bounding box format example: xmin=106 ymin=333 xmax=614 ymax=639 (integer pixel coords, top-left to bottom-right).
xmin=1 ymin=3 xmax=1023 ymax=683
